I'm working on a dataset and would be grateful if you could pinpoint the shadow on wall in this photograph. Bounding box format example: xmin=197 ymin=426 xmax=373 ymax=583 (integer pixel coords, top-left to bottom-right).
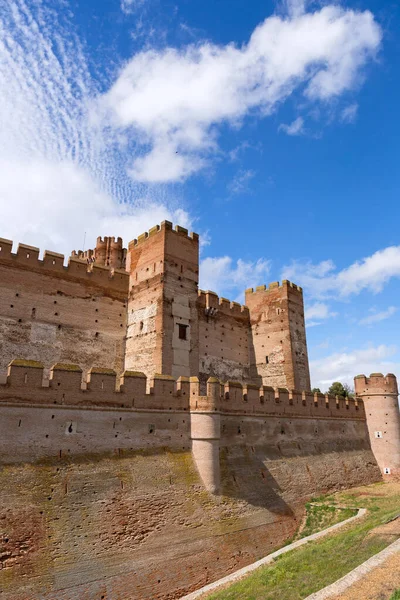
xmin=220 ymin=446 xmax=294 ymax=516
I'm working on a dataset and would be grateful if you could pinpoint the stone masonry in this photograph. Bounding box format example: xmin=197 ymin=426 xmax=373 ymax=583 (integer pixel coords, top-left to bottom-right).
xmin=1 ymin=222 xmax=400 ymax=599
xmin=0 ymin=221 xmax=310 ymax=391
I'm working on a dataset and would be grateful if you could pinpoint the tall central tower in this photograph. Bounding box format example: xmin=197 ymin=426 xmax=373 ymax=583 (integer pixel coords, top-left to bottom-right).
xmin=125 ymin=221 xmax=199 ymax=378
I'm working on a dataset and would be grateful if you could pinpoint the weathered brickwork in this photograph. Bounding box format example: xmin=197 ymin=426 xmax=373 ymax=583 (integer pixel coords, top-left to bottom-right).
xmin=1 ymin=223 xmax=399 ymax=600
xmin=355 ymin=373 xmax=400 ymax=478
xmin=0 ymin=222 xmax=311 ymax=389
xmin=0 ymin=238 xmax=128 ymax=379
xmin=0 ymin=363 xmax=380 ymax=600
xmin=245 ymin=281 xmax=310 ymax=390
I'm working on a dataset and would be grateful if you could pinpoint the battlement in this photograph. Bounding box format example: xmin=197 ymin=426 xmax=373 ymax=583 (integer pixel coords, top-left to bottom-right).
xmin=1 ymin=360 xmax=194 ymax=410
xmin=354 ymin=373 xmax=398 ymax=396
xmin=96 ymin=236 xmax=123 ymax=245
xmin=128 ymin=221 xmax=199 ymax=249
xmin=0 ymin=237 xmax=129 ymax=294
xmin=197 ymin=289 xmax=249 ymax=319
xmin=245 ymin=280 xmax=303 ymax=295
xmin=0 ymin=360 xmax=364 ymax=420
xmin=213 ymin=380 xmax=363 ymax=418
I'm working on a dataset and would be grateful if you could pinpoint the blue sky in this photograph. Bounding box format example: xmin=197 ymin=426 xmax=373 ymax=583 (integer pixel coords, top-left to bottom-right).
xmin=1 ymin=0 xmax=400 ymax=389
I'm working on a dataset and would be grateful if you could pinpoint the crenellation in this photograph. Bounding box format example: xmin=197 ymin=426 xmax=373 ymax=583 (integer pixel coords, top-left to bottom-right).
xmin=0 ymin=362 xmax=370 ymax=422
xmin=1 ymin=223 xmax=396 ymax=600
xmin=17 ymin=243 xmax=40 ymax=262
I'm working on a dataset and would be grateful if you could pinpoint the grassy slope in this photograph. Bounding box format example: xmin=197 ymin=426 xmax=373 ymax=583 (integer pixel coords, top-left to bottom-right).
xmin=207 ymin=482 xmax=400 ymax=600
xmin=298 ymin=503 xmax=357 ymax=539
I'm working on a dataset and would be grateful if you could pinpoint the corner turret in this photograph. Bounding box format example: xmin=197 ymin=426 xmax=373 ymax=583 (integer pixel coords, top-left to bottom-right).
xmin=354 ymin=373 xmax=400 ymax=477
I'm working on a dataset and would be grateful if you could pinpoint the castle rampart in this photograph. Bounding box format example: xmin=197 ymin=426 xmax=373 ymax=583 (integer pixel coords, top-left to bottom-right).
xmin=0 ymin=226 xmax=313 ymax=394
xmin=0 ymin=226 xmax=395 ymax=600
xmin=0 ymin=360 xmax=369 ymax=477
xmin=0 ymin=237 xmax=128 ymax=380
xmin=0 ymin=358 xmax=382 ymax=600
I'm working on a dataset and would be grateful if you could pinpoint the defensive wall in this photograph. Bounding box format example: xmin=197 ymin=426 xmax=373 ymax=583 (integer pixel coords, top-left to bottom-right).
xmin=0 ymin=358 xmax=381 ymax=600
xmin=0 ymin=237 xmax=129 ymax=379
xmin=197 ymin=290 xmax=251 ymax=390
xmin=0 ymin=359 xmax=380 ymax=600
xmin=0 ymin=226 xmax=391 ymax=599
xmin=0 ymin=226 xmax=312 ymax=394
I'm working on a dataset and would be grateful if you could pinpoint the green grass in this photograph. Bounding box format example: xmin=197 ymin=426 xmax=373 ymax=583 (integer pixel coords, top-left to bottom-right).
xmin=298 ymin=503 xmax=357 ymax=539
xmin=390 ymin=591 xmax=400 ymax=600
xmin=206 ymin=483 xmax=400 ymax=600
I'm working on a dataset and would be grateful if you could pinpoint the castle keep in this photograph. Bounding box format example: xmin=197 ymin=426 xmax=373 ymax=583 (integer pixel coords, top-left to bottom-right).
xmin=0 ymin=220 xmax=310 ymax=390
xmin=0 ymin=222 xmax=399 ymax=600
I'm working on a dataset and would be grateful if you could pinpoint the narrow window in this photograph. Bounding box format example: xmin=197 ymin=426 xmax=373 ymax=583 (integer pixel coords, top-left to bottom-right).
xmin=178 ymin=324 xmax=188 ymax=340
xmin=265 ymin=356 xmax=269 ymax=364
xmin=139 ymin=321 xmax=144 ymax=331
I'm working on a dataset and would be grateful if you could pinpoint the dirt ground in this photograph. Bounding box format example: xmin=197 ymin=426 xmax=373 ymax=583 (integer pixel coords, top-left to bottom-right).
xmin=332 ymin=517 xmax=400 ymax=600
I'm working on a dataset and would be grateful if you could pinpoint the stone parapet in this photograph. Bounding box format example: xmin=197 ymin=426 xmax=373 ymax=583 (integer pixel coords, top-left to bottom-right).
xmin=0 ymin=238 xmax=129 ymax=295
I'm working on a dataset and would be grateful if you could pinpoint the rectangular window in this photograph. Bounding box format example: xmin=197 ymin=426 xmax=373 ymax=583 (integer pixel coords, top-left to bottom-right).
xmin=265 ymin=356 xmax=269 ymax=364
xmin=178 ymin=324 xmax=188 ymax=340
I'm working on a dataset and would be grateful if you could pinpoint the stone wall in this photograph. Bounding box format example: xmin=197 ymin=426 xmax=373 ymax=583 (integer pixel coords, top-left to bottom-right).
xmin=197 ymin=290 xmax=252 ymax=392
xmin=0 ymin=362 xmax=381 ymax=599
xmin=0 ymin=446 xmax=379 ymax=600
xmin=0 ymin=238 xmax=128 ymax=378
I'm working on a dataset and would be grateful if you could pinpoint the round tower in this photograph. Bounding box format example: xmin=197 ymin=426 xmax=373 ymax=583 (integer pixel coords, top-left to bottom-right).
xmin=354 ymin=373 xmax=400 ymax=477
xmin=190 ymin=377 xmax=221 ymax=493
xmin=95 ymin=236 xmax=125 ymax=269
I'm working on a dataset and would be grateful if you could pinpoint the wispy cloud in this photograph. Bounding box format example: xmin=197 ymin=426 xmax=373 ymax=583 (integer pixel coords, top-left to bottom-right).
xmin=0 ymin=0 xmax=187 ymax=255
xmin=121 ymin=0 xmax=147 ymax=15
xmin=341 ymin=103 xmax=358 ymax=123
xmin=282 ymin=247 xmax=400 ymax=299
xmin=98 ymin=4 xmax=381 ymax=182
xmin=359 ymin=306 xmax=397 ymax=325
xmin=228 ymin=169 xmax=256 ymax=194
xmin=279 ymin=116 xmax=305 ymax=136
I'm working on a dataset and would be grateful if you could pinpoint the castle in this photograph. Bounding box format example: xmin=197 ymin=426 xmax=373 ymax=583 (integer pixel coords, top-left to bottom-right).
xmin=0 ymin=221 xmax=310 ymax=391
xmin=0 ymin=222 xmax=399 ymax=600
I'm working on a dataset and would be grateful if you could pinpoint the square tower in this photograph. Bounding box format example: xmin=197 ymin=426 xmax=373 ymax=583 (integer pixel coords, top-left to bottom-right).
xmin=245 ymin=280 xmax=311 ymax=391
xmin=125 ymin=221 xmax=199 ymax=378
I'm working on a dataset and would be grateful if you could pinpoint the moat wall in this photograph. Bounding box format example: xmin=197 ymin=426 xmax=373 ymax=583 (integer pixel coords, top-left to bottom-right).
xmin=0 ymin=365 xmax=380 ymax=600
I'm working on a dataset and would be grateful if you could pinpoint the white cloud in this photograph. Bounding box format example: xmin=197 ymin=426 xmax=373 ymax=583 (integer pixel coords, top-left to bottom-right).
xmin=199 ymin=256 xmax=271 ymax=299
xmin=282 ymin=247 xmax=400 ymax=299
xmin=359 ymin=306 xmax=397 ymax=326
xmin=310 ymin=344 xmax=399 ymax=390
xmin=121 ymin=0 xmax=147 ymax=14
xmin=305 ymin=301 xmax=337 ymax=327
xmin=98 ymin=5 xmax=381 ymax=182
xmin=279 ymin=116 xmax=305 ymax=136
xmin=229 ymin=169 xmax=256 ymax=194
xmin=0 ymin=0 xmax=188 ymax=256
xmin=281 ymin=0 xmax=310 ymax=18
xmin=341 ymin=103 xmax=358 ymax=123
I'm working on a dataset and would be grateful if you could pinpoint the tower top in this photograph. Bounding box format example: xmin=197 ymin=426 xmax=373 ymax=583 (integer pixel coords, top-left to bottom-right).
xmin=354 ymin=373 xmax=398 ymax=396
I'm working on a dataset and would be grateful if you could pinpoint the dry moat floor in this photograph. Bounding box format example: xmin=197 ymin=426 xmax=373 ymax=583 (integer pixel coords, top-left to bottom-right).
xmin=204 ymin=481 xmax=400 ymax=600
